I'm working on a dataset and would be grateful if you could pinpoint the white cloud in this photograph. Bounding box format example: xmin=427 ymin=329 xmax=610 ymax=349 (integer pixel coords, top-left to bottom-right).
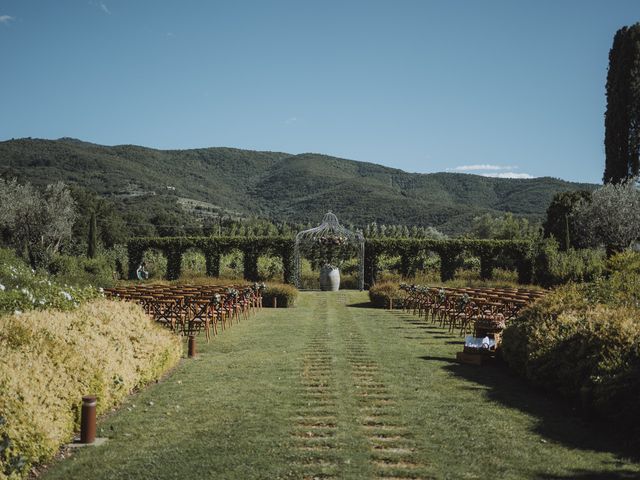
xmin=284 ymin=117 xmax=298 ymax=125
xmin=0 ymin=15 xmax=15 ymax=24
xmin=481 ymin=172 xmax=534 ymax=179
xmin=100 ymin=2 xmax=111 ymax=14
xmin=446 ymin=162 xmax=535 ymax=178
xmin=450 ymin=164 xmax=515 ymax=172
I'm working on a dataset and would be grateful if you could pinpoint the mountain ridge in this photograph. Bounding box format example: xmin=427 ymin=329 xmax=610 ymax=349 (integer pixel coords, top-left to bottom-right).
xmin=0 ymin=137 xmax=596 ymax=234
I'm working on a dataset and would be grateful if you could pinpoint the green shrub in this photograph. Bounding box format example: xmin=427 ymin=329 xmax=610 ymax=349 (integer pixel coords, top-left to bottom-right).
xmin=48 ymin=254 xmax=115 ymax=288
xmin=501 ymin=284 xmax=590 ymax=383
xmin=181 ymin=249 xmax=206 ymax=277
xmin=339 ymin=273 xmax=359 ymax=289
xmin=263 ymin=283 xmax=299 ymax=308
xmin=220 ymin=251 xmax=244 ymax=278
xmin=257 ymin=255 xmax=283 ymax=281
xmin=101 ymin=245 xmax=128 ymax=280
xmin=533 ymin=238 xmax=605 ymax=287
xmin=0 ymin=299 xmax=182 ymax=479
xmin=461 ymin=255 xmax=481 ymax=271
xmin=368 ymin=282 xmax=404 ymax=308
xmin=142 ymin=249 xmax=168 ymax=280
xmin=0 ymin=249 xmax=101 ymax=315
xmin=584 ymin=250 xmax=640 ymax=309
xmin=502 ymin=255 xmax=640 ymax=444
xmin=450 ymin=267 xmax=520 ymax=286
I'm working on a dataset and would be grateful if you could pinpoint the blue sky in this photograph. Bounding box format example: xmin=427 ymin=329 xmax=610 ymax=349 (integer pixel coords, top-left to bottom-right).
xmin=1 ymin=1 xmax=638 ymax=183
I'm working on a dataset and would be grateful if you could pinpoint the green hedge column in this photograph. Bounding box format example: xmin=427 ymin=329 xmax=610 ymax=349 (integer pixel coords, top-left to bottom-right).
xmin=165 ymin=249 xmax=183 ymax=280
xmin=243 ymin=248 xmax=259 ymax=282
xmin=127 ymin=243 xmax=144 ymax=280
xmin=437 ymin=244 xmax=462 ymax=282
xmin=205 ymin=251 xmax=221 ymax=277
xmin=479 ymin=254 xmax=495 ymax=280
xmin=517 ymin=256 xmax=534 ymax=285
xmin=364 ymin=250 xmax=379 ymax=288
xmin=400 ymin=252 xmax=412 ymax=278
xmin=281 ymin=246 xmax=295 ymax=285
xmin=439 ymin=256 xmax=456 ymax=282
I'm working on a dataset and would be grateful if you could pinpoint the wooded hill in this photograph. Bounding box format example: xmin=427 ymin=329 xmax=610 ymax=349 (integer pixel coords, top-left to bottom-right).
xmin=0 ymin=137 xmax=595 ymax=235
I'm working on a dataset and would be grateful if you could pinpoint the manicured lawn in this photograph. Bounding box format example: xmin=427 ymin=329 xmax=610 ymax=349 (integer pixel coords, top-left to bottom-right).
xmin=42 ymin=292 xmax=640 ymax=480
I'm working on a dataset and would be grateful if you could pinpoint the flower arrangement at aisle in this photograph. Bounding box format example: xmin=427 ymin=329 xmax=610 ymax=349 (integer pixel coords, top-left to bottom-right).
xmin=457 ymin=293 xmax=470 ymax=310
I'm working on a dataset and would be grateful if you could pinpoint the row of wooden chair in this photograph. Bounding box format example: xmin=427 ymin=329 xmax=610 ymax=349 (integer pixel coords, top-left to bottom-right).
xmin=399 ymin=284 xmax=544 ymax=336
xmin=103 ymin=283 xmax=265 ymax=341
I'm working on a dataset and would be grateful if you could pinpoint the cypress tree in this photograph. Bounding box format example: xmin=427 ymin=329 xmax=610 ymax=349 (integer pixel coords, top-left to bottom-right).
xmin=604 ymin=23 xmax=640 ymax=183
xmin=87 ymin=211 xmax=97 ymax=259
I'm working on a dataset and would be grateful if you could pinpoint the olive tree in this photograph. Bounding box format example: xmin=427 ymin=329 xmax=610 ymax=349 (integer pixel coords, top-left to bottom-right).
xmin=572 ymin=178 xmax=640 ymax=253
xmin=0 ymin=179 xmax=76 ymax=267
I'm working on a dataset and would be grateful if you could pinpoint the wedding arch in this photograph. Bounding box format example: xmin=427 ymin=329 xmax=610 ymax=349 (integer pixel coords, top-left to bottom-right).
xmin=294 ymin=212 xmax=365 ymax=290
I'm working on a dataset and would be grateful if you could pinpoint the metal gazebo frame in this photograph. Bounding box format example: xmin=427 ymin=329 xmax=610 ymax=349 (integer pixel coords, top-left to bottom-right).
xmin=294 ymin=212 xmax=365 ymax=291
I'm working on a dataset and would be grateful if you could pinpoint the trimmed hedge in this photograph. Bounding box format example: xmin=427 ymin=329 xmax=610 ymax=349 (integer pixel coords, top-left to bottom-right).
xmin=364 ymin=238 xmax=532 ymax=287
xmin=0 ymin=300 xmax=182 ymax=479
xmin=127 ymin=236 xmax=534 ymax=287
xmin=262 ymin=283 xmax=299 ymax=308
xmin=127 ymin=236 xmax=295 ymax=283
xmin=368 ymin=282 xmax=404 ymax=308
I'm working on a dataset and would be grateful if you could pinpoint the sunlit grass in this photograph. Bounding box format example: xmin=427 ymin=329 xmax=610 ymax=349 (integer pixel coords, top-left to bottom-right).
xmin=41 ymin=292 xmax=640 ymax=480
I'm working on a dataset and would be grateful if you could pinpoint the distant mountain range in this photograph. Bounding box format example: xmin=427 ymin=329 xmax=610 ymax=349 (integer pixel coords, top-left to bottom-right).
xmin=0 ymin=137 xmax=596 ymax=234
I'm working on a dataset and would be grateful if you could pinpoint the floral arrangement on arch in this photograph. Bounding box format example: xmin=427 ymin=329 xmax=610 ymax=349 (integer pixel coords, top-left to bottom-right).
xmin=316 ymin=235 xmax=348 ymax=246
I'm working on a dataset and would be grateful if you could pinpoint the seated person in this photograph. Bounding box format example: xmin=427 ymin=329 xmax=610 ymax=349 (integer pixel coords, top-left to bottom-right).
xmin=136 ymin=261 xmax=149 ymax=280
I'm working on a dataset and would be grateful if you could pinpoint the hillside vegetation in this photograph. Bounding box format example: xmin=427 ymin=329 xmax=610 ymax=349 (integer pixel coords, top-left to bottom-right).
xmin=0 ymin=138 xmax=595 ymax=234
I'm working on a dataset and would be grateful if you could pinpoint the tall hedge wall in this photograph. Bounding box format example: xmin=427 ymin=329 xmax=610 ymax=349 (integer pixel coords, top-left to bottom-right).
xmin=127 ymin=236 xmax=296 ymax=282
xmin=127 ymin=236 xmax=532 ymax=286
xmin=363 ymin=238 xmax=533 ymax=287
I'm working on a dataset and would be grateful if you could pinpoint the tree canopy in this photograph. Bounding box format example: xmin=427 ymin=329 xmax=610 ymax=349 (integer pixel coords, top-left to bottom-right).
xmin=0 ymin=179 xmax=76 ymax=267
xmin=572 ymin=178 xmax=640 ymax=253
xmin=543 ymin=190 xmax=592 ymax=251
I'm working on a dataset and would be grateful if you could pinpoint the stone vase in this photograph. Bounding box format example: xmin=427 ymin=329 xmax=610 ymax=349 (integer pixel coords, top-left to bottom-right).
xmin=319 ymin=265 xmax=340 ymax=291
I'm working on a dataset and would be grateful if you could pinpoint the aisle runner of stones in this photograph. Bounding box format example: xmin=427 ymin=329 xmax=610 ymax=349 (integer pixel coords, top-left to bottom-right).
xmin=289 ymin=295 xmax=341 ymax=478
xmin=288 ymin=294 xmax=432 ymax=480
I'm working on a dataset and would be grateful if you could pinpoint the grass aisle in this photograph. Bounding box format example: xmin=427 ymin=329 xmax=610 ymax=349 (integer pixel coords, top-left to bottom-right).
xmin=42 ymin=292 xmax=640 ymax=480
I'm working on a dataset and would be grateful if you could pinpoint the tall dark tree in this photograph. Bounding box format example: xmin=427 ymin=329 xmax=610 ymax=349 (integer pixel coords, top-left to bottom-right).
xmin=543 ymin=190 xmax=592 ymax=251
xmin=604 ymin=23 xmax=640 ymax=183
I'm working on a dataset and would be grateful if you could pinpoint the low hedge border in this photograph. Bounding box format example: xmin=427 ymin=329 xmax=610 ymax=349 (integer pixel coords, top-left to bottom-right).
xmin=368 ymin=282 xmax=404 ymax=309
xmin=0 ymin=300 xmax=182 ymax=479
xmin=262 ymin=283 xmax=299 ymax=308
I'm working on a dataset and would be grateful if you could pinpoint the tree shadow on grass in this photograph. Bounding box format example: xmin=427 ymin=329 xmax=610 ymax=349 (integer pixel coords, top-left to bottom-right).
xmin=418 ymin=355 xmax=458 ymax=364
xmin=534 ymin=469 xmax=640 ymax=479
xmin=441 ymin=360 xmax=640 ymax=463
xmin=347 ymin=302 xmax=374 ymax=308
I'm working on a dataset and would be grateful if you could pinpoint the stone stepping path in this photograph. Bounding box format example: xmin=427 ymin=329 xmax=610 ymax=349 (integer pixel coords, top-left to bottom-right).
xmin=40 ymin=291 xmax=640 ymax=480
